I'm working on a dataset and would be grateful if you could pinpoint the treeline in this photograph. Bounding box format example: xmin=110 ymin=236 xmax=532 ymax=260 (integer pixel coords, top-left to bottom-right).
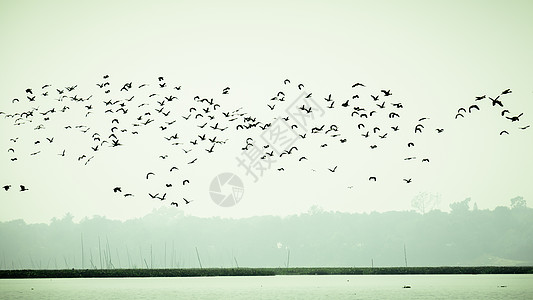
xmin=0 ymin=204 xmax=532 ymax=269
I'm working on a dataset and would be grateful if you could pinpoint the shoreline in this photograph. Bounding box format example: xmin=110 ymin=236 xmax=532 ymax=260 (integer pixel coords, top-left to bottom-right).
xmin=1 ymin=266 xmax=532 ymax=279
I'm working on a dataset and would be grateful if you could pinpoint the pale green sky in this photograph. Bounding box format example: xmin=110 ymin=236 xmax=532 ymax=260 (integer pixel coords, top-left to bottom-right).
xmin=1 ymin=0 xmax=532 ymax=223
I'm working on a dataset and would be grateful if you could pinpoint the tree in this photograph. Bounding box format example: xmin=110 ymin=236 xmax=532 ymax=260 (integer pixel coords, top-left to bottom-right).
xmin=510 ymin=196 xmax=526 ymax=209
xmin=411 ymin=192 xmax=441 ymax=214
xmin=449 ymin=197 xmax=471 ymax=213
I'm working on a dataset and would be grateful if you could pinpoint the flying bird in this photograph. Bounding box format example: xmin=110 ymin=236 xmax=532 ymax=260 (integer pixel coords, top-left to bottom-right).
xmin=468 ymin=105 xmax=480 ymax=113
xmin=506 ymin=113 xmax=523 ymax=122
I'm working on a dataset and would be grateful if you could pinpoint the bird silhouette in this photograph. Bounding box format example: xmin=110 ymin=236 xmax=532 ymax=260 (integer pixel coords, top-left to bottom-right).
xmin=369 ymin=177 xmax=377 ymax=181
xmin=113 ymin=187 xmax=122 ymax=193
xmin=171 ymin=202 xmax=179 ymax=207
xmin=499 ymin=130 xmax=509 ymax=135
xmin=19 ymin=185 xmax=29 ymax=192
xmin=506 ymin=113 xmax=523 ymax=122
xmin=489 ymin=96 xmax=503 ymax=107
xmin=328 ymin=166 xmax=337 ymax=172
xmin=468 ymin=105 xmax=480 ymax=113
xmin=2 ymin=185 xmax=10 ymax=191
xmin=403 ymin=178 xmax=412 ymax=183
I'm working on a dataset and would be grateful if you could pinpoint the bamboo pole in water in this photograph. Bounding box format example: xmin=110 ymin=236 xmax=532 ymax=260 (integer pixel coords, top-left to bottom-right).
xmin=126 ymin=245 xmax=131 ymax=269
xmin=116 ymin=248 xmax=121 ymax=269
xmin=404 ymin=244 xmax=408 ymax=267
xmin=98 ymin=236 xmax=102 ymax=269
xmin=286 ymin=249 xmax=290 ymax=268
xmin=81 ymin=233 xmax=84 ymax=269
xmin=195 ymin=247 xmax=203 ymax=269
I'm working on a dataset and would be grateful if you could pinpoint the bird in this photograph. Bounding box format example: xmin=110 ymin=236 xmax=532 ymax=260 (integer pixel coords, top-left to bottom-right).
xmin=170 ymin=166 xmax=179 ymax=172
xmin=19 ymin=185 xmax=29 ymax=192
xmin=506 ymin=113 xmax=523 ymax=122
xmin=328 ymin=166 xmax=337 ymax=172
xmin=369 ymin=177 xmax=377 ymax=181
xmin=468 ymin=105 xmax=480 ymax=113
xmin=183 ymin=179 xmax=190 ymax=185
xmin=299 ymin=156 xmax=308 ymax=161
xmin=171 ymin=202 xmax=179 ymax=207
xmin=183 ymin=198 xmax=192 ymax=204
xmin=403 ymin=178 xmax=412 ymax=183
xmin=352 ymin=82 xmax=365 ymax=87
xmin=489 ymin=96 xmax=503 ymax=107
xmin=407 ymin=142 xmax=414 ymax=147
xmin=2 ymin=185 xmax=10 ymax=191
xmin=381 ymin=89 xmax=392 ymax=96
xmin=415 ymin=124 xmax=424 ymax=133
xmin=341 ymin=100 xmax=350 ymax=107
xmin=113 ymin=187 xmax=122 ymax=193
xmin=298 ymin=83 xmax=304 ymax=90
xmin=501 ymin=88 xmax=512 ymax=95
xmin=146 ymin=172 xmax=155 ymax=179
xmin=499 ymin=130 xmax=509 ymax=135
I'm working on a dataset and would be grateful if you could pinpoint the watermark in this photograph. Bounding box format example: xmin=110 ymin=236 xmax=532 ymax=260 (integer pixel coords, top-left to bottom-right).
xmin=209 ymin=172 xmax=244 ymax=207
xmin=235 ymin=90 xmax=326 ymax=182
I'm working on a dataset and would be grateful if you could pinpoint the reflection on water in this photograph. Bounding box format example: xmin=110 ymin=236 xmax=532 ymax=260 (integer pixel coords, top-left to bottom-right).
xmin=1 ymin=274 xmax=532 ymax=300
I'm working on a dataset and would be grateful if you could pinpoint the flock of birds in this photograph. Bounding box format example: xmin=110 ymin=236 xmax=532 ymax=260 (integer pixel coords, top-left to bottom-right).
xmin=1 ymin=75 xmax=529 ymax=209
xmin=454 ymin=89 xmax=529 ymax=135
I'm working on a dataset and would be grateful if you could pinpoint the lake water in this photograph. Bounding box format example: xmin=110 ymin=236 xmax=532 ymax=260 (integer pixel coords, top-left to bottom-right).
xmin=1 ymin=274 xmax=532 ymax=299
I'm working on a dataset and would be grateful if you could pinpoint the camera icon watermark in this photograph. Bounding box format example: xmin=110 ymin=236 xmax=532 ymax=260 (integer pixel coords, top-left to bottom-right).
xmin=209 ymin=172 xmax=244 ymax=207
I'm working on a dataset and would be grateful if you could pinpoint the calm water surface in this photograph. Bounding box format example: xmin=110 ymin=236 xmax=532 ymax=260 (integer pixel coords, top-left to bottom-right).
xmin=1 ymin=274 xmax=532 ymax=299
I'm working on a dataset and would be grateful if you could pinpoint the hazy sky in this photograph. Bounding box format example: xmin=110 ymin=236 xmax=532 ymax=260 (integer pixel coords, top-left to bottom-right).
xmin=1 ymin=0 xmax=532 ymax=224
